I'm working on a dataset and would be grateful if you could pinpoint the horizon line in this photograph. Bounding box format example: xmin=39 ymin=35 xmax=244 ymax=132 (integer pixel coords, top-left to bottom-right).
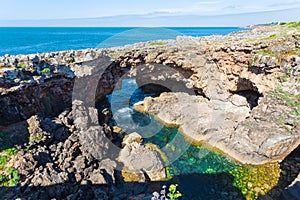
xmin=0 ymin=7 xmax=299 ymax=22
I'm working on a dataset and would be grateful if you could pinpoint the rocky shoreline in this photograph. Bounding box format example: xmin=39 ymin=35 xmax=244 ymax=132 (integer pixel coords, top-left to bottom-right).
xmin=0 ymin=24 xmax=300 ymax=199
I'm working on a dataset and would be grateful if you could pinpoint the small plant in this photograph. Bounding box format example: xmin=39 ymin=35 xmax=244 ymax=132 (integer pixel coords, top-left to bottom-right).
xmin=36 ymin=133 xmax=43 ymax=140
xmin=168 ymin=184 xmax=182 ymax=200
xmin=0 ymin=147 xmax=20 ymax=187
xmin=15 ymin=64 xmax=26 ymax=70
xmin=0 ymin=167 xmax=20 ymax=187
xmin=41 ymin=68 xmax=51 ymax=73
xmin=268 ymin=34 xmax=277 ymax=39
xmin=152 ymin=184 xmax=182 ymax=200
xmin=14 ymin=78 xmax=21 ymax=83
xmin=0 ymin=155 xmax=9 ymax=170
xmin=3 ymin=148 xmax=18 ymax=157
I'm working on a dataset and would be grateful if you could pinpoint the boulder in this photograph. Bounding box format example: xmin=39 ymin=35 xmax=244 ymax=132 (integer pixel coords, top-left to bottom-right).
xmin=118 ymin=132 xmax=166 ymax=182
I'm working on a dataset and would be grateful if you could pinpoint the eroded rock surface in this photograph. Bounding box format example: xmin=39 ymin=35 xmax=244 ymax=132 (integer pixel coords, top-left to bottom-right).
xmin=0 ymin=25 xmax=299 ymax=199
xmin=136 ymin=90 xmax=300 ymax=165
xmin=118 ymin=132 xmax=166 ymax=182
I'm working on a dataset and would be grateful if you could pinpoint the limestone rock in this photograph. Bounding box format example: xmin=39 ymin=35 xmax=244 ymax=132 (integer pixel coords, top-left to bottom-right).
xmin=136 ymin=92 xmax=300 ymax=165
xmin=118 ymin=132 xmax=166 ymax=182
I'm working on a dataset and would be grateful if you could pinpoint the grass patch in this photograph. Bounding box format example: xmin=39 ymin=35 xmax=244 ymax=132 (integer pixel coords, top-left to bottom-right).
xmin=269 ymin=88 xmax=300 ymax=128
xmin=268 ymin=34 xmax=277 ymax=39
xmin=278 ymin=21 xmax=300 ymax=28
xmin=277 ymin=68 xmax=293 ymax=83
xmin=15 ymin=64 xmax=26 ymax=70
xmin=0 ymin=167 xmax=20 ymax=187
xmin=0 ymin=147 xmax=20 ymax=187
xmin=41 ymin=68 xmax=51 ymax=73
xmin=149 ymin=41 xmax=167 ymax=46
xmin=287 ymin=21 xmax=300 ymax=28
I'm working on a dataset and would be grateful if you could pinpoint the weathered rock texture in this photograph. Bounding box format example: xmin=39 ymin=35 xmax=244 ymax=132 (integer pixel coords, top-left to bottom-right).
xmin=118 ymin=132 xmax=166 ymax=182
xmin=0 ymin=25 xmax=299 ymax=199
xmin=135 ymin=91 xmax=299 ymax=165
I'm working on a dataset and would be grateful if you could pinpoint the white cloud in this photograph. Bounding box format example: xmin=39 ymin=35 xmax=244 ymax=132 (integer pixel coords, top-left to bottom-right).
xmin=268 ymin=0 xmax=300 ymax=7
xmin=194 ymin=1 xmax=222 ymax=5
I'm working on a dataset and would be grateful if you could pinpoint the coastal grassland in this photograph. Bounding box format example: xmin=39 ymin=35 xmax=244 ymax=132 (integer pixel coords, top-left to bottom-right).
xmin=279 ymin=21 xmax=300 ymax=29
xmin=0 ymin=131 xmax=21 ymax=187
xmin=255 ymin=38 xmax=300 ymax=65
xmin=269 ymin=88 xmax=300 ymax=127
xmin=149 ymin=41 xmax=167 ymax=46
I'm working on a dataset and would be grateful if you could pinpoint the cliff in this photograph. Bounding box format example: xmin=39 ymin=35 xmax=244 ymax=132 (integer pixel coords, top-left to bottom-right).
xmin=0 ymin=24 xmax=299 ymax=199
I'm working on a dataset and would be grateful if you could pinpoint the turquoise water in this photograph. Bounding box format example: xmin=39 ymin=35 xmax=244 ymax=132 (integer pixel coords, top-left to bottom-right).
xmin=107 ymin=78 xmax=283 ymax=199
xmin=0 ymin=27 xmax=244 ymax=56
xmin=108 ymin=78 xmax=236 ymax=175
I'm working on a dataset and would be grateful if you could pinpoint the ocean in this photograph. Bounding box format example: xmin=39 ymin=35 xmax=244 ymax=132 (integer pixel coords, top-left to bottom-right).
xmin=0 ymin=27 xmax=244 ymax=56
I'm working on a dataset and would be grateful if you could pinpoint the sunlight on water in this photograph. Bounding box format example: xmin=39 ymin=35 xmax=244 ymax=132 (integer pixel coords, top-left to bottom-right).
xmin=108 ymin=78 xmax=281 ymax=200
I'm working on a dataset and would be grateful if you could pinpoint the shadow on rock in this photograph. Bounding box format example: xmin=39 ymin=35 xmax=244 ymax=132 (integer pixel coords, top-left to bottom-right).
xmin=0 ymin=172 xmax=245 ymax=200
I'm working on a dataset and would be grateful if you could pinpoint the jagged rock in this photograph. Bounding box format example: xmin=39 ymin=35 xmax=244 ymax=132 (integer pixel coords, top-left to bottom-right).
xmin=118 ymin=132 xmax=166 ymax=182
xmin=135 ymin=91 xmax=300 ymax=165
xmin=0 ymin=25 xmax=300 ymax=199
xmin=78 ymin=126 xmax=115 ymax=161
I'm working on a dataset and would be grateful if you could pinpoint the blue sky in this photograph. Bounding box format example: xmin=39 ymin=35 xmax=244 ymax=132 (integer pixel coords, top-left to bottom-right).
xmin=0 ymin=0 xmax=299 ymax=26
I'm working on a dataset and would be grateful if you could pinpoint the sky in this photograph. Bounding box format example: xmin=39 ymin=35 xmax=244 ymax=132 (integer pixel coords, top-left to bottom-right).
xmin=0 ymin=0 xmax=299 ymax=26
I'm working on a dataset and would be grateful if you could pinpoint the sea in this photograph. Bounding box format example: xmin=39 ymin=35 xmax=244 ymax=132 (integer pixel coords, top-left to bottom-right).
xmin=0 ymin=27 xmax=245 ymax=56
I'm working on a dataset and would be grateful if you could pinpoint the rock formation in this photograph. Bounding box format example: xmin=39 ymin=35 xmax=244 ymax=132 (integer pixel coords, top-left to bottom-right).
xmin=0 ymin=24 xmax=299 ymax=199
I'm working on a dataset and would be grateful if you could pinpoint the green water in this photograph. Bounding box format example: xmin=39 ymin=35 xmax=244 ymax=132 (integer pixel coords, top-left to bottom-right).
xmin=143 ymin=125 xmax=236 ymax=177
xmin=108 ymin=78 xmax=281 ymax=200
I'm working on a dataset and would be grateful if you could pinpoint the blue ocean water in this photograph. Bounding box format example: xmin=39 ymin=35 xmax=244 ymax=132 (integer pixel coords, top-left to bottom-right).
xmin=0 ymin=27 xmax=244 ymax=56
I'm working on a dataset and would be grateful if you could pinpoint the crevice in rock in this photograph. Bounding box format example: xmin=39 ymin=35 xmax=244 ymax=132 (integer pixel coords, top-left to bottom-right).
xmin=194 ymin=89 xmax=210 ymax=100
xmin=230 ymin=77 xmax=262 ymax=109
xmin=248 ymin=65 xmax=277 ymax=75
xmin=232 ymin=90 xmax=262 ymax=109
xmin=236 ymin=77 xmax=258 ymax=92
xmin=139 ymin=84 xmax=171 ymax=96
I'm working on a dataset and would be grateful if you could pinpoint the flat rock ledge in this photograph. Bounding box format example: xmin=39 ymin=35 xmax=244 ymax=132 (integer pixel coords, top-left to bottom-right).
xmin=135 ymin=92 xmax=300 ymax=165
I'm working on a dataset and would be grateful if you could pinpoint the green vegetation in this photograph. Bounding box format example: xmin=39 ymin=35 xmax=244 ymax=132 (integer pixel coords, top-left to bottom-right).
xmin=168 ymin=184 xmax=183 ymax=200
xmin=256 ymin=43 xmax=300 ymax=64
xmin=229 ymin=163 xmax=280 ymax=200
xmin=13 ymin=78 xmax=20 ymax=83
xmin=286 ymin=21 xmax=300 ymax=28
xmin=279 ymin=22 xmax=287 ymax=26
xmin=141 ymin=120 xmax=283 ymax=200
xmin=3 ymin=148 xmax=18 ymax=157
xmin=41 ymin=68 xmax=51 ymax=73
xmin=0 ymin=147 xmax=20 ymax=187
xmin=271 ymin=88 xmax=300 ymax=116
xmin=15 ymin=64 xmax=26 ymax=70
xmin=36 ymin=133 xmax=43 ymax=140
xmin=269 ymin=88 xmax=300 ymax=128
xmin=149 ymin=41 xmax=167 ymax=46
xmin=152 ymin=184 xmax=183 ymax=200
xmin=277 ymin=68 xmax=293 ymax=83
xmin=29 ymin=133 xmax=43 ymax=144
xmin=279 ymin=21 xmax=300 ymax=28
xmin=0 ymin=167 xmax=20 ymax=187
xmin=268 ymin=34 xmax=277 ymax=39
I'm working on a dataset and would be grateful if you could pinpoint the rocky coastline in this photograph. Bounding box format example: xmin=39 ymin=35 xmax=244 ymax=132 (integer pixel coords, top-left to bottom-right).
xmin=0 ymin=24 xmax=299 ymax=199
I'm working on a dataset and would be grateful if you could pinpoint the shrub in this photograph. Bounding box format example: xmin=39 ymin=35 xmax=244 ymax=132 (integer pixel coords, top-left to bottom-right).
xmin=41 ymin=68 xmax=51 ymax=73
